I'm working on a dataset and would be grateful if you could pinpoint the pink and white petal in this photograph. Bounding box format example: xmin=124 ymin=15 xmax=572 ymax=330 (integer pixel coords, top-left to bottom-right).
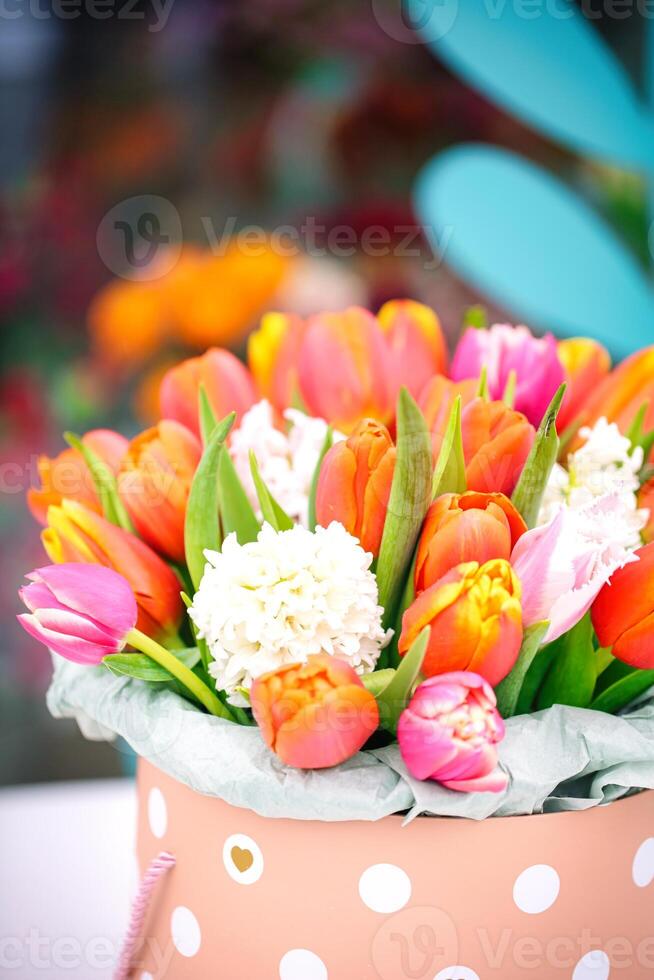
xmin=398 ymin=712 xmax=459 ymax=781
xmin=442 ymin=766 xmax=509 ymax=794
xmin=34 ymin=564 xmax=137 ymax=636
xmin=17 ymin=615 xmax=116 ymax=664
xmin=33 ymin=607 xmax=121 ymax=647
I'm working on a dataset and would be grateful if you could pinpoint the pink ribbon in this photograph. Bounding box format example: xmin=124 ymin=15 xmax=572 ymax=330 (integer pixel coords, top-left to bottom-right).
xmin=114 ymin=850 xmax=176 ymax=980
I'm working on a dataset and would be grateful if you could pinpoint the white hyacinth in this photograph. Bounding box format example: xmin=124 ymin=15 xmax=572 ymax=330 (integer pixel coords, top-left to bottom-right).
xmin=539 ymin=417 xmax=648 ymax=549
xmin=188 ymin=522 xmax=390 ymax=705
xmin=229 ymin=399 xmax=344 ymax=527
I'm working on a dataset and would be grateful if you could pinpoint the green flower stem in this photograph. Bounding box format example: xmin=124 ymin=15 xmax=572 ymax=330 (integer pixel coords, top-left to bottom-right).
xmin=125 ymin=628 xmax=233 ymax=720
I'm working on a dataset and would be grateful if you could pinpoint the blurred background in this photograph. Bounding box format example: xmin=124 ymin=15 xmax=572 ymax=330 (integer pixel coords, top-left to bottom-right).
xmin=0 ymin=0 xmax=651 ymax=784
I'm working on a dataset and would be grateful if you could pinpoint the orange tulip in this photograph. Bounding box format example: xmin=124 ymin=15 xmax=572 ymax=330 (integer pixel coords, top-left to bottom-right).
xmin=568 ymin=345 xmax=654 ymax=445
xmin=297 ymin=307 xmax=395 ymax=431
xmin=419 ymin=375 xmax=478 ymax=451
xmin=556 ymin=337 xmax=611 ymax=433
xmin=118 ymin=421 xmax=201 ymax=563
xmin=42 ymin=499 xmax=183 ymax=639
xmin=592 ymin=542 xmax=654 ymax=670
xmin=399 ymin=559 xmax=523 ymax=686
xmin=250 ymin=653 xmax=379 ymax=769
xmin=28 ymin=430 xmax=128 ymax=525
xmin=460 ymin=398 xmax=535 ymax=496
xmin=248 ymin=311 xmax=307 ymax=412
xmin=639 ymin=479 xmax=654 ymax=544
xmin=415 ymin=491 xmax=527 ymax=592
xmin=160 ymin=347 xmax=257 ymax=439
xmin=377 ymin=299 xmax=448 ymax=402
xmin=315 ymin=419 xmax=395 ymax=556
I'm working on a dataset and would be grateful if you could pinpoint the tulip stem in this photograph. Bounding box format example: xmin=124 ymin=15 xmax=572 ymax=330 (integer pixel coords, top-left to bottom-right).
xmin=125 ymin=628 xmax=233 ymax=721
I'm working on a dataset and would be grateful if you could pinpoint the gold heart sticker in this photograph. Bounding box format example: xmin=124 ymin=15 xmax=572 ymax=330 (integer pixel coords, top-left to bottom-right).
xmin=231 ymin=845 xmax=254 ymax=873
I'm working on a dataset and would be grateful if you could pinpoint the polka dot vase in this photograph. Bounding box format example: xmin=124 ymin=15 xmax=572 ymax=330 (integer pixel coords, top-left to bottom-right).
xmin=134 ymin=760 xmax=654 ymax=978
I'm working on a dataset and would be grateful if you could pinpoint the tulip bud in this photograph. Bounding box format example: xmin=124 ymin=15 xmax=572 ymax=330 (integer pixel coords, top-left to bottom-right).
xmin=18 ymin=564 xmax=137 ymax=664
xmin=377 ymin=299 xmax=448 ymax=402
xmin=251 ymin=654 xmax=379 ymax=769
xmin=556 ymin=337 xmax=611 ymax=433
xmin=460 ymin=398 xmax=535 ymax=496
xmin=315 ymin=419 xmax=395 ymax=556
xmin=42 ymin=499 xmax=183 ymax=639
xmin=160 ymin=347 xmax=257 ymax=439
xmin=400 ymin=559 xmax=523 ymax=686
xmin=297 ymin=308 xmax=394 ymax=431
xmin=415 ymin=491 xmax=527 ymax=592
xmin=248 ymin=312 xmax=306 ymax=413
xmin=591 ymin=541 xmax=654 ymax=670
xmin=118 ymin=420 xmax=201 ymax=563
xmin=451 ymin=323 xmax=565 ymax=426
xmin=398 ymin=671 xmax=507 ymax=792
xmin=28 ymin=430 xmax=128 ymax=525
xmin=419 ymin=375 xmax=478 ymax=455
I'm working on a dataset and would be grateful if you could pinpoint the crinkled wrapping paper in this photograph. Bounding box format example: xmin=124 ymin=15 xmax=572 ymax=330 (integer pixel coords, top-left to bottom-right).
xmin=48 ymin=658 xmax=654 ymax=821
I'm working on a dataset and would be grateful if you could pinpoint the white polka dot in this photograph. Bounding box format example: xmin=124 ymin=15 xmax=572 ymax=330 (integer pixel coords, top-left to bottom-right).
xmin=359 ymin=863 xmax=412 ymax=914
xmin=147 ymin=787 xmax=167 ymax=839
xmin=632 ymin=838 xmax=654 ymax=887
xmin=140 ymin=974 xmax=153 ymax=980
xmin=222 ymin=833 xmax=264 ymax=885
xmin=572 ymin=950 xmax=610 ymax=980
xmin=170 ymin=906 xmax=201 ymax=957
xmin=434 ymin=969 xmax=479 ymax=980
xmin=513 ymin=864 xmax=560 ymax=914
xmin=279 ymin=948 xmax=328 ymax=979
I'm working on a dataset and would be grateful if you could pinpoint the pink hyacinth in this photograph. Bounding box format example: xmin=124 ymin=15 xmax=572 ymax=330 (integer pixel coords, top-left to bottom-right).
xmin=18 ymin=564 xmax=137 ymax=664
xmin=451 ymin=323 xmax=565 ymax=426
xmin=397 ymin=672 xmax=508 ymax=793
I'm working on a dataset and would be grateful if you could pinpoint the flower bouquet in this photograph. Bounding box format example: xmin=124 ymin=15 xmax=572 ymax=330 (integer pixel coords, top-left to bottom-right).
xmin=20 ymin=303 xmax=654 ymax=979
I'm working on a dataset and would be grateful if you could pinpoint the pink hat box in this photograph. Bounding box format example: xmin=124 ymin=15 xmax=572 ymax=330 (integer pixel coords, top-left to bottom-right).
xmin=128 ymin=758 xmax=654 ymax=979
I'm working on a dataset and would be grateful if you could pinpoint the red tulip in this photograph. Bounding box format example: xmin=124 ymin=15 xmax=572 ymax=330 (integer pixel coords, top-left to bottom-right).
xmin=28 ymin=430 xmax=128 ymax=525
xmin=592 ymin=542 xmax=654 ymax=669
xmin=419 ymin=375 xmax=478 ymax=454
xmin=568 ymin=345 xmax=654 ymax=445
xmin=118 ymin=420 xmax=202 ymax=563
xmin=251 ymin=654 xmax=379 ymax=769
xmin=415 ymin=491 xmax=527 ymax=592
xmin=160 ymin=347 xmax=257 ymax=439
xmin=315 ymin=418 xmax=395 ymax=556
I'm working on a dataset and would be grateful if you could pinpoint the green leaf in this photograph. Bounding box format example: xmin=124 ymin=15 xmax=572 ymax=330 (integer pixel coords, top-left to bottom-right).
xmin=249 ymin=452 xmax=294 ymax=531
xmin=103 ymin=647 xmax=201 ymax=682
xmin=594 ymin=657 xmax=632 ymax=696
xmin=307 ymin=426 xmax=334 ymax=531
xmin=536 ymin=614 xmax=596 ymax=710
xmin=377 ymin=626 xmax=430 ymax=734
xmin=198 ymin=385 xmax=218 ymax=445
xmin=184 ymin=412 xmax=235 ymax=590
xmin=495 ymin=621 xmax=549 ymax=718
xmin=217 ymin=447 xmax=261 ymax=544
xmin=477 ymin=365 xmax=489 ymax=399
xmin=431 ymin=396 xmax=466 ymax=499
xmin=64 ymin=432 xmax=133 ymax=532
xmin=502 ymin=369 xmax=517 ymax=408
xmin=511 ymin=383 xmax=566 ymax=528
xmin=463 ymin=304 xmax=487 ymax=330
xmin=361 ymin=669 xmax=396 ymax=697
xmin=514 ymin=640 xmax=562 ymax=715
xmin=181 ymin=590 xmax=211 ymax=674
xmin=376 ymin=388 xmax=433 ymax=629
xmin=589 ymin=670 xmax=654 ymax=714
xmin=626 ymin=400 xmax=654 ymax=463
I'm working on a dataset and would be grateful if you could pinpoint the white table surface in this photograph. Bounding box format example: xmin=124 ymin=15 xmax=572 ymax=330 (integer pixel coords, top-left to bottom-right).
xmin=0 ymin=779 xmax=138 ymax=979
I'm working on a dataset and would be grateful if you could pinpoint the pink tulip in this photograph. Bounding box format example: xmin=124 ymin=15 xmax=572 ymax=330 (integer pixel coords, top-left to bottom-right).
xmin=398 ymin=672 xmax=507 ymax=793
xmin=511 ymin=495 xmax=638 ymax=644
xmin=451 ymin=323 xmax=565 ymax=426
xmin=18 ymin=563 xmax=137 ymax=664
